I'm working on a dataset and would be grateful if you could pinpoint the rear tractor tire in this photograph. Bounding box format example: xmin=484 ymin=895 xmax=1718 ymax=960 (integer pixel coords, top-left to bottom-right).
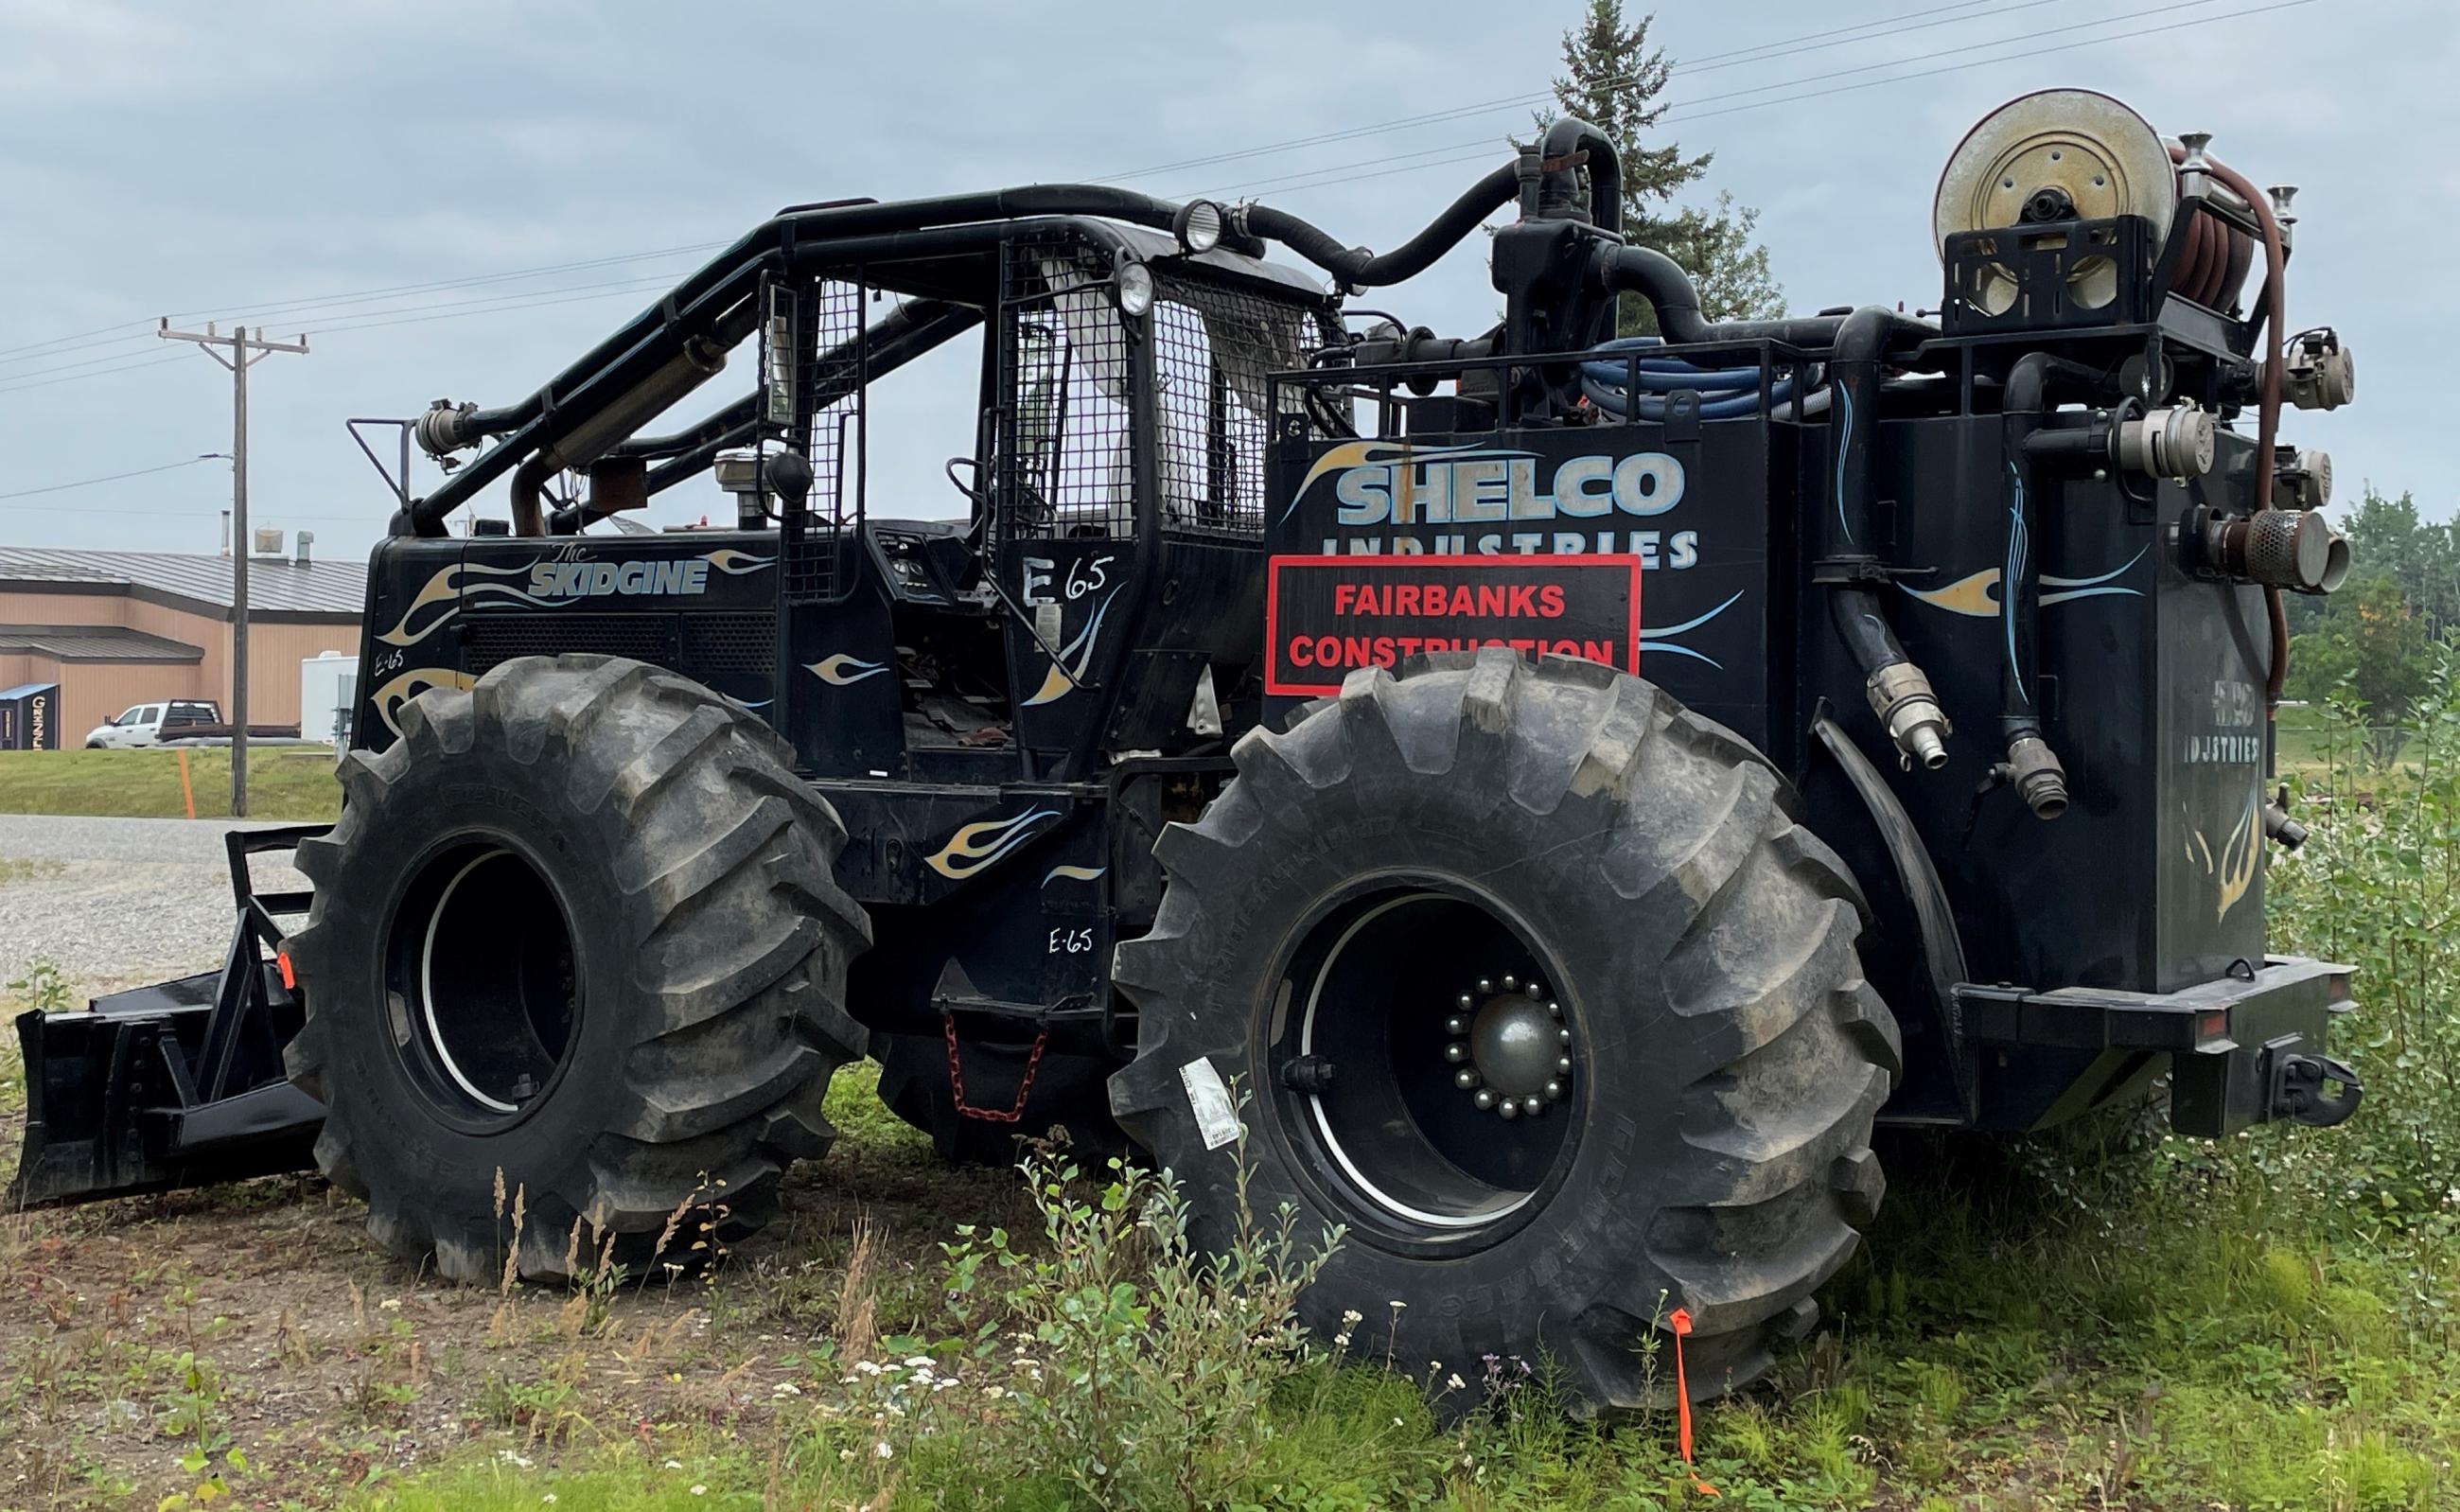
xmin=284 ymin=655 xmax=870 ymax=1284
xmin=1112 ymin=649 xmax=1900 ymax=1411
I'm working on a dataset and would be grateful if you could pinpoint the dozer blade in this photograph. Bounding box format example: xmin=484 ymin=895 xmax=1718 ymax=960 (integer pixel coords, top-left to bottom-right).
xmin=9 ymin=825 xmax=327 ymax=1208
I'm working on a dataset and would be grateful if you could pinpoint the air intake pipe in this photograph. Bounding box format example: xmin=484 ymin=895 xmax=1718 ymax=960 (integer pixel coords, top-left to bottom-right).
xmin=1239 ymin=115 xmax=1622 ymax=291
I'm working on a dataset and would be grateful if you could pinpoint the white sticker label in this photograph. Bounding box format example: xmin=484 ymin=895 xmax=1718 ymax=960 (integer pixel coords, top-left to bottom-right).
xmin=1179 ymin=1057 xmax=1241 ymax=1152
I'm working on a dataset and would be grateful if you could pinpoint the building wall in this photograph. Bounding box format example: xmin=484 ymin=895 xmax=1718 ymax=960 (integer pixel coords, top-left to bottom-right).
xmin=0 ymin=587 xmax=358 ymax=735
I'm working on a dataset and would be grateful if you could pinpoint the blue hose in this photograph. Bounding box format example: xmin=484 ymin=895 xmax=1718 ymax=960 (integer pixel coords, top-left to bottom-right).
xmin=1578 ymin=335 xmax=1799 ymax=420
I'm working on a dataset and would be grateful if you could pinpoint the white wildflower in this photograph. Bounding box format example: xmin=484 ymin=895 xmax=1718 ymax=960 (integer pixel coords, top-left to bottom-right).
xmin=875 ymin=1441 xmax=895 ymax=1460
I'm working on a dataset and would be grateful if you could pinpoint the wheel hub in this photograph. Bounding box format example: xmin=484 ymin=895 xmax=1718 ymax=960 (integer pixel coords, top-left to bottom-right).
xmin=1444 ymin=974 xmax=1572 ymax=1119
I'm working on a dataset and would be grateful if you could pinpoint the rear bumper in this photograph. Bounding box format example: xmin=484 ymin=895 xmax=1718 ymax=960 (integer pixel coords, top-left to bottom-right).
xmin=1959 ymin=955 xmax=2359 ymax=1137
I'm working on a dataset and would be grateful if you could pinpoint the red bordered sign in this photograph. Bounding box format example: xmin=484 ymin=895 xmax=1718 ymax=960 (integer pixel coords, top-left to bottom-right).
xmin=1263 ymin=554 xmax=1643 ymax=697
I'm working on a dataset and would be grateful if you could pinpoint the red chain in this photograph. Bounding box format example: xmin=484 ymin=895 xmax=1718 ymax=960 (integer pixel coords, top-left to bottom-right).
xmin=941 ymin=1012 xmax=1050 ymax=1123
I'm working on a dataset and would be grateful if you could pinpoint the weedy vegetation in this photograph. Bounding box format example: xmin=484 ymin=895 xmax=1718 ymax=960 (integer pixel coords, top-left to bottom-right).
xmin=6 ymin=679 xmax=2460 ymax=1508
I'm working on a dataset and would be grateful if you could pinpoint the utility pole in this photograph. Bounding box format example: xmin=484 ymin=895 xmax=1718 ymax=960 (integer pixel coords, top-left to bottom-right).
xmin=159 ymin=320 xmax=308 ymax=818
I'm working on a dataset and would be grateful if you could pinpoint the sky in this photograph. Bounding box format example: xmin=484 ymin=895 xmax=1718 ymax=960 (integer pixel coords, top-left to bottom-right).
xmin=0 ymin=0 xmax=2444 ymax=563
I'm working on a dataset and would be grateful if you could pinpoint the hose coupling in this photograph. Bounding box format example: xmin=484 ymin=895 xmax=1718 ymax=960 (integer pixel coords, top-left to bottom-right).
xmin=2007 ymin=735 xmax=2068 ymax=820
xmin=1867 ymin=662 xmax=1951 ymax=771
xmin=2285 ymin=328 xmax=2354 ymax=411
xmin=414 ymin=399 xmax=482 ymax=457
xmin=2117 ymin=401 xmax=2216 ymax=481
xmin=2263 ymin=797 xmax=2309 ymax=852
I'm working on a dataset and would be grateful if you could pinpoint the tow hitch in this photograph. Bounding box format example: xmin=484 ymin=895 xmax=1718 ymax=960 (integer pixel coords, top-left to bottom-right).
xmin=2272 ymin=1050 xmax=2362 ymax=1128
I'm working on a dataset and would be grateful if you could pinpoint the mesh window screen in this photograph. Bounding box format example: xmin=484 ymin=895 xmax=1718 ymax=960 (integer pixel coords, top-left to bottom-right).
xmin=998 ymin=238 xmax=1137 ymax=542
xmin=762 ymin=274 xmax=870 ymax=603
xmin=1151 ymin=273 xmax=1341 ymax=539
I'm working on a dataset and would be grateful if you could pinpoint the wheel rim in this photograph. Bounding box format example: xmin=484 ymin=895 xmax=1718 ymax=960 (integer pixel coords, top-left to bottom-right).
xmin=384 ymin=838 xmax=581 ymax=1127
xmin=1274 ymin=887 xmax=1579 ymax=1241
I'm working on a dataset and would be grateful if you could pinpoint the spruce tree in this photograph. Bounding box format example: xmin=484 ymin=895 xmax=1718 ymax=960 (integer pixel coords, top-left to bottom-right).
xmin=1543 ymin=1 xmax=1785 ymax=334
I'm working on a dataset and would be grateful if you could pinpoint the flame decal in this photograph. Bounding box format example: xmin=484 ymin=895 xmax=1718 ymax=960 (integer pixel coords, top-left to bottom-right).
xmin=1043 ymin=863 xmax=1107 ymax=887
xmin=1639 ymin=590 xmax=1745 ymax=668
xmin=1283 ymin=441 xmax=1535 ymax=523
xmin=809 ymin=654 xmax=889 ymax=686
xmin=2213 ymin=787 xmax=2261 ymax=923
xmin=1901 ymin=548 xmax=2150 ymax=619
xmin=2184 ymin=787 xmax=2264 ymax=923
xmin=369 ymin=667 xmax=478 ymax=737
xmin=926 ymin=808 xmax=1062 ymax=879
xmin=702 ymin=548 xmax=775 ymax=575
xmin=1021 ymin=587 xmax=1119 ymax=707
xmin=374 ymin=559 xmax=544 ymax=647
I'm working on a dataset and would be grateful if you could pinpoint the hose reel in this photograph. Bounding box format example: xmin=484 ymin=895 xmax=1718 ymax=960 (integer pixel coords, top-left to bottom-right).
xmin=1934 ymin=88 xmax=2251 ymax=317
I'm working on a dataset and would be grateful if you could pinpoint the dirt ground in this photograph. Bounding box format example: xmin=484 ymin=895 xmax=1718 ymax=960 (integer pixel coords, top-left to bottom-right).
xmin=0 ymin=1046 xmax=1029 ymax=1511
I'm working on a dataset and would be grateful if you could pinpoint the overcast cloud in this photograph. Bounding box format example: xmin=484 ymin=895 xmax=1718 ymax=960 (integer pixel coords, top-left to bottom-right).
xmin=0 ymin=0 xmax=2439 ymax=560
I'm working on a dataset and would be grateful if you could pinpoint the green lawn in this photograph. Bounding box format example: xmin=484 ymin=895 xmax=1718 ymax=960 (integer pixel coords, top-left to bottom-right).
xmin=0 ymin=747 xmax=342 ymax=820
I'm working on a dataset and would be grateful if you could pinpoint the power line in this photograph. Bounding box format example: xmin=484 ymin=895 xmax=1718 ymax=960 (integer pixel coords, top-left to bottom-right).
xmin=0 ymin=242 xmax=724 ymax=371
xmin=0 ymin=454 xmax=223 ymax=501
xmin=0 ymin=352 xmax=189 ymax=396
xmin=1180 ymin=0 xmax=2295 ymax=202
xmin=3 ymin=501 xmax=368 ymax=520
xmin=1098 ymin=0 xmax=2060 ymax=185
xmin=0 ymin=279 xmax=690 ymax=396
xmin=0 ymin=1 xmax=2137 ymax=370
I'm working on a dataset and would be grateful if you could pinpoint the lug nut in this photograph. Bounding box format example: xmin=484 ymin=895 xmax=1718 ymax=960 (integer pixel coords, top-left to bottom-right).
xmin=1444 ymin=1042 xmax=1469 ymax=1064
xmin=1498 ymin=1099 xmax=1520 ymax=1120
xmin=1521 ymin=1096 xmax=1545 ymax=1116
xmin=1556 ymin=1056 xmax=1573 ymax=1076
xmin=1546 ymin=1000 xmax=1562 ymax=1020
xmin=1476 ymin=977 xmax=1493 ymax=994
xmin=1542 ymin=1080 xmax=1563 ymax=1100
xmin=1446 ymin=1015 xmax=1468 ymax=1036
xmin=1457 ymin=993 xmax=1474 ymax=1011
xmin=1454 ymin=1068 xmax=1482 ymax=1090
xmin=1524 ymin=980 xmax=1542 ymax=998
xmin=1502 ymin=975 xmax=1519 ymax=992
xmin=1474 ymin=1089 xmax=1498 ymax=1111
xmin=1556 ymin=1027 xmax=1573 ymax=1046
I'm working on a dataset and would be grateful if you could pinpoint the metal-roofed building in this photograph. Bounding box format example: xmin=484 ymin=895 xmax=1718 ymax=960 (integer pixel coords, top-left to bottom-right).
xmin=0 ymin=542 xmax=363 ymax=744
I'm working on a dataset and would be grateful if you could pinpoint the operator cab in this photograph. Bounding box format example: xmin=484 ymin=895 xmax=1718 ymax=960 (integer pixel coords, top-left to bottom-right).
xmin=727 ymin=217 xmax=1343 ymax=781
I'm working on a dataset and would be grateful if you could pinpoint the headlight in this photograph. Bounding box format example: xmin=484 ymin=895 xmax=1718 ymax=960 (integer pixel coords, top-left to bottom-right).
xmin=1173 ymin=199 xmax=1224 ymax=255
xmin=1114 ymin=259 xmax=1155 ymax=317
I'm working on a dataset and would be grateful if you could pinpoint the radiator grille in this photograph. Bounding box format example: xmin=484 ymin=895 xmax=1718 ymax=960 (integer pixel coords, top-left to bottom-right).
xmin=679 ymin=611 xmax=776 ymax=676
xmin=462 ymin=614 xmax=676 ymax=676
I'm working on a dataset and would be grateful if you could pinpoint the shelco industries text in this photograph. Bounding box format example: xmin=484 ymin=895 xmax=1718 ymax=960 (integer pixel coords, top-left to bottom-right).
xmin=1314 ymin=448 xmax=1697 ymax=567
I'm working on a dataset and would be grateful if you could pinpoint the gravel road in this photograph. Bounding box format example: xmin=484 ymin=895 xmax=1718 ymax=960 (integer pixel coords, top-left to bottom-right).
xmin=0 ymin=815 xmax=310 ymax=994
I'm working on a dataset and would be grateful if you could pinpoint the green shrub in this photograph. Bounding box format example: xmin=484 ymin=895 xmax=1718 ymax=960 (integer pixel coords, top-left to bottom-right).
xmin=2263 ymin=657 xmax=2460 ymax=1234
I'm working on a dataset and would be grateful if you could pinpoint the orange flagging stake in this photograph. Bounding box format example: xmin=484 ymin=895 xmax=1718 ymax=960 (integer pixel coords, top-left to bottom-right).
xmin=1667 ymin=1308 xmax=1719 ymax=1498
xmin=177 ymin=747 xmax=196 ymax=820
xmin=275 ymin=949 xmax=295 ymax=992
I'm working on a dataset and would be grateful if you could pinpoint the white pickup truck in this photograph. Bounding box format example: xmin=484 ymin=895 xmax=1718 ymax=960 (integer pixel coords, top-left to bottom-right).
xmin=81 ymin=698 xmax=221 ymax=749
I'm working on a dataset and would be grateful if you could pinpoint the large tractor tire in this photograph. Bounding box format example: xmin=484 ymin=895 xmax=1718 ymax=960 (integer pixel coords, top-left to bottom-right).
xmin=1112 ymin=649 xmax=1900 ymax=1410
xmin=284 ymin=655 xmax=870 ymax=1284
xmin=873 ymin=1029 xmax=1130 ymax=1168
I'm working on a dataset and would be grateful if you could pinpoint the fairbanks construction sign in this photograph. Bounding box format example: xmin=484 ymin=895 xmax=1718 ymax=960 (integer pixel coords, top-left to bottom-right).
xmin=1263 ymin=554 xmax=1641 ymax=696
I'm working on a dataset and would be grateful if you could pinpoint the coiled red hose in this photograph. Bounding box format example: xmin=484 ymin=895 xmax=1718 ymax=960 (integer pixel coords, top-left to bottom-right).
xmin=2172 ymin=143 xmax=2292 ymax=711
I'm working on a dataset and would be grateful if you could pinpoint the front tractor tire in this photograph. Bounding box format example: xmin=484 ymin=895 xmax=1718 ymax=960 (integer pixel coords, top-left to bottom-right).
xmin=1112 ymin=650 xmax=1900 ymax=1410
xmin=284 ymin=655 xmax=870 ymax=1283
